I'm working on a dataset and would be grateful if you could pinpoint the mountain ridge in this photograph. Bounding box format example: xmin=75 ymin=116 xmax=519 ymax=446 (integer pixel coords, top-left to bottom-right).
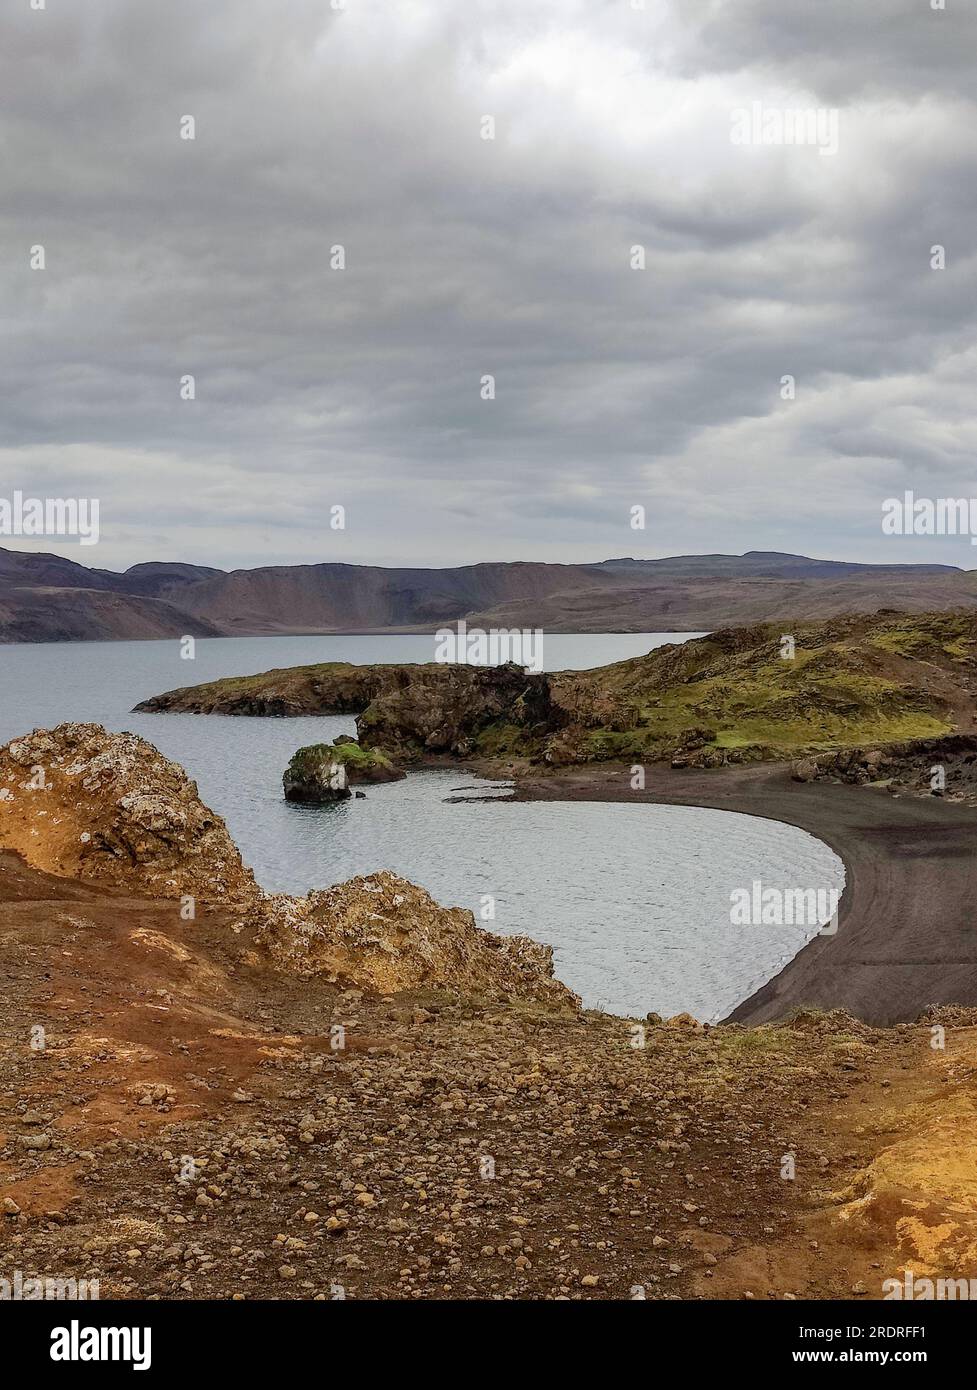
xmin=0 ymin=545 xmax=973 ymax=642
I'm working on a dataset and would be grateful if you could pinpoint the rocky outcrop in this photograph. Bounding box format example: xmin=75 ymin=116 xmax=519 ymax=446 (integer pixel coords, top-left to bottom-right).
xmin=283 ymin=742 xmax=405 ymax=802
xmin=134 ymin=663 xmax=396 ymax=716
xmin=138 ymin=661 xmax=562 ymax=759
xmin=0 ymin=723 xmax=258 ymax=904
xmin=135 ymin=661 xmax=562 ymax=762
xmin=247 ymin=870 xmax=578 ymax=1010
xmin=0 ymin=725 xmax=574 ymax=1009
xmin=791 ymin=734 xmax=977 ymax=801
xmin=356 ymin=662 xmax=559 ymax=759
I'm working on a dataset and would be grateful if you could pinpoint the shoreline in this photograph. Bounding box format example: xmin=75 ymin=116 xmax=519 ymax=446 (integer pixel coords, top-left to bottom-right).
xmin=506 ymin=760 xmax=977 ymax=1026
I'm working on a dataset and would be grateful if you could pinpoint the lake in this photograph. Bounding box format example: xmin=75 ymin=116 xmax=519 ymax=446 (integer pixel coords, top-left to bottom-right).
xmin=0 ymin=632 xmax=844 ymax=1020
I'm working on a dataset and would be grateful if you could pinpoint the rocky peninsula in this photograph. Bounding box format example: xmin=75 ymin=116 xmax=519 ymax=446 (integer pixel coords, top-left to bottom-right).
xmin=134 ymin=610 xmax=977 ymax=766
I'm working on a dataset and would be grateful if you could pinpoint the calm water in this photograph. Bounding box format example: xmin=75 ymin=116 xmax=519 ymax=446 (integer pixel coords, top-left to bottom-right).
xmin=0 ymin=633 xmax=844 ymax=1020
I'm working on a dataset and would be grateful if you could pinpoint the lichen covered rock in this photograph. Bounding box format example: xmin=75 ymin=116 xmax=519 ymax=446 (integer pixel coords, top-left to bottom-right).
xmin=248 ymin=870 xmax=578 ymax=1010
xmin=0 ymin=723 xmax=258 ymax=905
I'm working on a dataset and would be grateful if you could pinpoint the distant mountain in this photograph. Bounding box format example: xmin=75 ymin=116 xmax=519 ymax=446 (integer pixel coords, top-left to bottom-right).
xmin=1 ymin=546 xmax=975 ymax=643
xmin=0 ymin=546 xmax=134 ymax=593
xmin=122 ymin=561 xmax=225 ymax=594
xmin=595 ymin=551 xmax=960 ymax=578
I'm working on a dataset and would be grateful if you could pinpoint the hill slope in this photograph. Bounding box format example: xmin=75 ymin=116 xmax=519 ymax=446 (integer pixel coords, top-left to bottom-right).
xmin=545 ymin=610 xmax=977 ymax=765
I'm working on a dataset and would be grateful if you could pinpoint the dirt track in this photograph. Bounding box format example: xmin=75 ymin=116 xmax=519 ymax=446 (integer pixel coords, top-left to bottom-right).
xmin=512 ymin=761 xmax=977 ymax=1026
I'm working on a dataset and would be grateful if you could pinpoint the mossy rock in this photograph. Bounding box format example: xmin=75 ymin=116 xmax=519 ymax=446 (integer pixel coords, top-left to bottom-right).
xmin=283 ymin=742 xmax=405 ymax=803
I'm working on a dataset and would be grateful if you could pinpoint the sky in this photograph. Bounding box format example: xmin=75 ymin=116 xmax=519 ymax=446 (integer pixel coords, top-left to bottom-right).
xmin=2 ymin=0 xmax=976 ymax=573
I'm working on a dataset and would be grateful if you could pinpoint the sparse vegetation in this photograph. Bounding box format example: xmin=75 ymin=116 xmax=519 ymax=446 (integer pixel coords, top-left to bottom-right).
xmin=547 ymin=611 xmax=976 ymax=764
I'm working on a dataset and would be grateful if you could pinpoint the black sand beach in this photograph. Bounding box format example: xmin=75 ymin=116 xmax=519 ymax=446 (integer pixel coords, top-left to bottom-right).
xmin=513 ymin=762 xmax=977 ymax=1026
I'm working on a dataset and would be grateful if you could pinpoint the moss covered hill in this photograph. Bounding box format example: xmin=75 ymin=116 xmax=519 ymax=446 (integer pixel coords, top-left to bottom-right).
xmin=546 ymin=610 xmax=977 ymax=765
xmin=135 ymin=611 xmax=977 ymax=766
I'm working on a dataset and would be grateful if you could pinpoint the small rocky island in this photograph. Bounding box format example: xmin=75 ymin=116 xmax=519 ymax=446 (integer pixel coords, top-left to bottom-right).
xmin=283 ymin=737 xmax=405 ymax=803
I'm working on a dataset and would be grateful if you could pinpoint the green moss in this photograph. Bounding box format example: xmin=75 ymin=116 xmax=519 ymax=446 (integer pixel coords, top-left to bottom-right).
xmin=550 ymin=611 xmax=972 ymax=761
xmin=710 ymin=1028 xmax=788 ymax=1057
xmin=868 ymin=614 xmax=975 ymax=662
xmin=713 ymin=731 xmax=756 ymax=749
xmin=287 ymin=741 xmax=398 ymax=775
xmin=472 ymin=721 xmax=537 ymax=757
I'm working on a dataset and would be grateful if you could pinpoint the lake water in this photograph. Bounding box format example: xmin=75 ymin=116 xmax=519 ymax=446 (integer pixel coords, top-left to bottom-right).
xmin=0 ymin=633 xmax=844 ymax=1021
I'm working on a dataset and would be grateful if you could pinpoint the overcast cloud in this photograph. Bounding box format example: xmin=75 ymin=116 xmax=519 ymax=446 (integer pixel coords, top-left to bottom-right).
xmin=1 ymin=0 xmax=975 ymax=571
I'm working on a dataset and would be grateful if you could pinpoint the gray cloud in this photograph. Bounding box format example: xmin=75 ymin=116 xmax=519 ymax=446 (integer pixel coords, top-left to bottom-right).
xmin=1 ymin=0 xmax=975 ymax=571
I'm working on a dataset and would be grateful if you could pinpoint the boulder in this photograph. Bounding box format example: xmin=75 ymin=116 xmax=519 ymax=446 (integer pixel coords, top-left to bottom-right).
xmin=677 ymin=726 xmax=716 ymax=751
xmin=0 ymin=723 xmax=258 ymax=905
xmin=283 ymin=742 xmax=405 ymax=803
xmin=665 ymin=1012 xmax=704 ymax=1033
xmin=248 ymin=870 xmax=579 ymax=1010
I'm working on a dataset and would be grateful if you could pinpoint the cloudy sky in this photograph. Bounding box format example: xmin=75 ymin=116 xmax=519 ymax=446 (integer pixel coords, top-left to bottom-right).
xmin=2 ymin=0 xmax=975 ymax=572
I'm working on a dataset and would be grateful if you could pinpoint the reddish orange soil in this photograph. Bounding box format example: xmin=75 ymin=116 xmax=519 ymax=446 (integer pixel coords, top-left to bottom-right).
xmin=2 ymin=848 xmax=974 ymax=1301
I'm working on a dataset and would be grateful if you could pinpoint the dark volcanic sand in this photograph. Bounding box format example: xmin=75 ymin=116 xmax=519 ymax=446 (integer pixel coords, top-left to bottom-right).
xmin=511 ymin=761 xmax=977 ymax=1026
